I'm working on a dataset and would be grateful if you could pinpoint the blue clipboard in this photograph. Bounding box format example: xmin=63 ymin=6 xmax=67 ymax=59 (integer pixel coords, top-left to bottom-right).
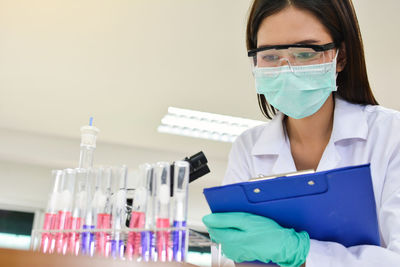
xmin=203 ymin=164 xmax=380 ymax=247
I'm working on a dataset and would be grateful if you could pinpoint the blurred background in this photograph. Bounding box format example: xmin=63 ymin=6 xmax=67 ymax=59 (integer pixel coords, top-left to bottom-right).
xmin=0 ymin=0 xmax=399 ymax=262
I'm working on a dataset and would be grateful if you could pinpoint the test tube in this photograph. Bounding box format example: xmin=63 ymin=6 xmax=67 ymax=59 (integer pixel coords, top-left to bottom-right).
xmin=81 ymin=168 xmax=97 ymax=256
xmin=154 ymin=162 xmax=172 ymax=262
xmin=55 ymin=169 xmax=76 ymax=255
xmin=142 ymin=164 xmax=156 ymax=262
xmin=172 ymin=161 xmax=189 ymax=262
xmin=68 ymin=168 xmax=89 ymax=255
xmin=126 ymin=164 xmax=151 ymax=260
xmin=78 ymin=118 xmax=99 ymax=169
xmin=111 ymin=166 xmax=128 ymax=259
xmin=95 ymin=167 xmax=112 ymax=257
xmin=40 ymin=170 xmax=63 ymax=254
xmin=77 ymin=119 xmax=98 ymax=256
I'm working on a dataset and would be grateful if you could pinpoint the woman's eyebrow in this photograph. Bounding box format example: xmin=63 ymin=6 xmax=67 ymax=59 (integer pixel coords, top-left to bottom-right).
xmin=259 ymin=39 xmax=322 ymax=46
xmin=293 ymin=39 xmax=321 ymax=44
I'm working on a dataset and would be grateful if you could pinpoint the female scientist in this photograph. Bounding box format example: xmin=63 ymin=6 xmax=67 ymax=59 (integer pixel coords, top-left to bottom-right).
xmin=202 ymin=0 xmax=400 ymax=266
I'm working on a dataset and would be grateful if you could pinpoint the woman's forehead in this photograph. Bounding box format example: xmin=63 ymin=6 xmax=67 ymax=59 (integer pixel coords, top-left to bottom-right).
xmin=256 ymin=6 xmax=333 ymax=47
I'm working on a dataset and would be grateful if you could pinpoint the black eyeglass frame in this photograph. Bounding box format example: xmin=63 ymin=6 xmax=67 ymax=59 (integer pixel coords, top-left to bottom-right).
xmin=247 ymin=42 xmax=337 ymax=57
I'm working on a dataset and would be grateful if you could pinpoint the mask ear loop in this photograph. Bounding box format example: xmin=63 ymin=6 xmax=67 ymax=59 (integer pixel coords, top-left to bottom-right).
xmin=324 ymin=48 xmax=339 ymax=74
xmin=333 ymin=49 xmax=340 ymax=91
xmin=334 ymin=48 xmax=339 ymax=75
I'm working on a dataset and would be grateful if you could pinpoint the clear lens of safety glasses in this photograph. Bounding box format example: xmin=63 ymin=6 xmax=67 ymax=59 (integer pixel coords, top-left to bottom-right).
xmin=251 ymin=48 xmax=336 ymax=78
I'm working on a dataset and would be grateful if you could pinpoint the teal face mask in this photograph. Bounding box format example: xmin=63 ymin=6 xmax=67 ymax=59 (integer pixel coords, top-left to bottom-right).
xmin=254 ymin=53 xmax=338 ymax=119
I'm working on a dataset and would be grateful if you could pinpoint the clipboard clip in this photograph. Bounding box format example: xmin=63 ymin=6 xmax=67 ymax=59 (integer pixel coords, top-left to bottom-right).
xmin=249 ymin=169 xmax=315 ymax=182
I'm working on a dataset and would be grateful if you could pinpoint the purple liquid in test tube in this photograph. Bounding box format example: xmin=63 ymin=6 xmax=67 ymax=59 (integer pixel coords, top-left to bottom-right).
xmin=172 ymin=161 xmax=189 ymax=262
xmin=141 ymin=231 xmax=154 ymax=261
xmin=110 ymin=166 xmax=127 ymax=259
xmin=81 ymin=225 xmax=95 ymax=256
xmin=173 ymin=221 xmax=187 ymax=261
xmin=111 ymin=239 xmax=125 ymax=259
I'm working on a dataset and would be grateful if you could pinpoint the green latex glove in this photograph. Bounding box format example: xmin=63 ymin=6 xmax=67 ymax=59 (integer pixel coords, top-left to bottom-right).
xmin=202 ymin=212 xmax=309 ymax=267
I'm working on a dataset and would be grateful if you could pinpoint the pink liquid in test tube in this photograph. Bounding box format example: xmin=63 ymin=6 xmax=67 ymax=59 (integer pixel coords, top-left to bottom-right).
xmin=41 ymin=170 xmax=63 ymax=254
xmin=96 ymin=213 xmax=111 ymax=257
xmin=156 ymin=218 xmax=171 ymax=262
xmin=55 ymin=211 xmax=72 ymax=255
xmin=68 ymin=217 xmax=82 ymax=255
xmin=126 ymin=211 xmax=145 ymax=259
xmin=40 ymin=213 xmax=57 ymax=253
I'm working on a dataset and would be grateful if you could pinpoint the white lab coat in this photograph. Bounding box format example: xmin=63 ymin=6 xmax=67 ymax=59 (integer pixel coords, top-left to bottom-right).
xmin=222 ymin=96 xmax=400 ymax=266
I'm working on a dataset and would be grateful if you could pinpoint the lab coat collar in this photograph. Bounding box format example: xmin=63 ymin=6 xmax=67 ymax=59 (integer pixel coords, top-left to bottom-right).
xmin=331 ymin=96 xmax=368 ymax=142
xmin=250 ymin=96 xmax=368 ymax=157
xmin=251 ymin=112 xmax=287 ymax=156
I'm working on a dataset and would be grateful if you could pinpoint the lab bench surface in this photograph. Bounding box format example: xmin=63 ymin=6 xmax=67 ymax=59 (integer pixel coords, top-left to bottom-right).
xmin=0 ymin=248 xmax=199 ymax=267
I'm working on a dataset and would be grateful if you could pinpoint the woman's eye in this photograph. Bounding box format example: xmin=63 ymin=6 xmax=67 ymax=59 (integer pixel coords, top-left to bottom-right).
xmin=294 ymin=52 xmax=319 ymax=60
xmin=261 ymin=54 xmax=279 ymax=62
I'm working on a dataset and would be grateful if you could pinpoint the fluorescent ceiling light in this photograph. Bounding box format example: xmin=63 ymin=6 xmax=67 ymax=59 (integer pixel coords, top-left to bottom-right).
xmin=157 ymin=107 xmax=265 ymax=142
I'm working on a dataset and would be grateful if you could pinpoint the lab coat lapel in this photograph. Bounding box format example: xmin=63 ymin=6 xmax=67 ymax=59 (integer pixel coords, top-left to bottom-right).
xmin=316 ymin=138 xmax=341 ymax=171
xmin=316 ymin=96 xmax=368 ymax=171
xmin=271 ymin=141 xmax=297 ymax=174
xmin=251 ymin=112 xmax=297 ymax=176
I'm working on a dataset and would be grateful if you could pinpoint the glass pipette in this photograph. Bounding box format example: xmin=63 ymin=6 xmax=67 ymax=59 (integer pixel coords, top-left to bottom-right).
xmin=78 ymin=117 xmax=99 ymax=169
xmin=78 ymin=118 xmax=98 ymax=256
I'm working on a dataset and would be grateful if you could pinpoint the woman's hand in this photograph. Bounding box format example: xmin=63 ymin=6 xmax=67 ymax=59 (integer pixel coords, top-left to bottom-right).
xmin=202 ymin=212 xmax=309 ymax=267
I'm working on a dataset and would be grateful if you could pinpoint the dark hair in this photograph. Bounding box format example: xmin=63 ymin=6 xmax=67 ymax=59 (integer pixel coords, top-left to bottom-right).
xmin=247 ymin=0 xmax=378 ymax=119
